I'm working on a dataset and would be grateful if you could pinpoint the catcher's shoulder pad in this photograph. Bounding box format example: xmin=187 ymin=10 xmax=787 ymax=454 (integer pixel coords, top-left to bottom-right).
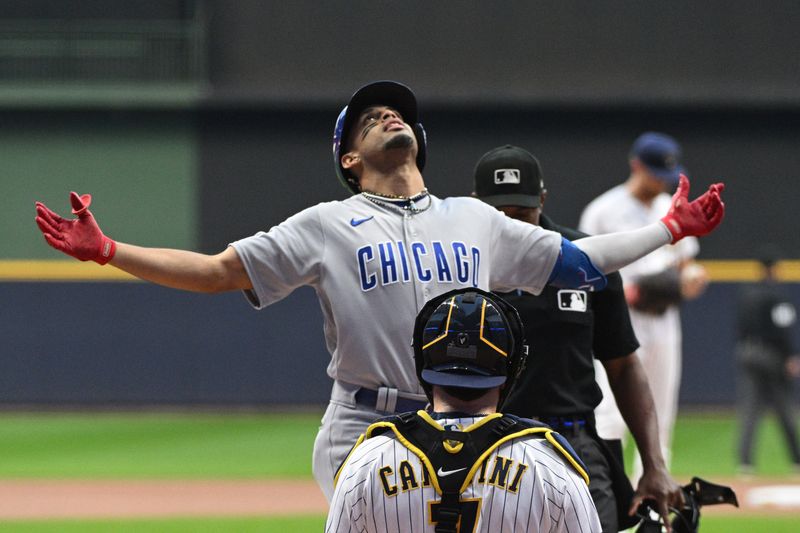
xmin=496 ymin=415 xmax=590 ymax=485
xmin=333 ymin=411 xmax=421 ymax=487
xmin=362 ymin=412 xmax=589 ymax=492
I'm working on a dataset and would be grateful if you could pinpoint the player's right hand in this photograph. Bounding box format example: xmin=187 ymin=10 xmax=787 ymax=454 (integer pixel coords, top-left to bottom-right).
xmin=35 ymin=192 xmax=116 ymax=265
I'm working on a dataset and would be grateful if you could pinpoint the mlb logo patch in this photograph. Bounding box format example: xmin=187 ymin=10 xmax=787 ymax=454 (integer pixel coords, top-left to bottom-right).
xmin=494 ymin=168 xmax=521 ymax=184
xmin=557 ymin=290 xmax=587 ymax=312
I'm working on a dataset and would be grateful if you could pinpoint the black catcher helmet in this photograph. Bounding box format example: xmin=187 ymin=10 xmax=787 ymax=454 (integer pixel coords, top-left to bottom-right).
xmin=412 ymin=288 xmax=527 ymax=408
xmin=332 ymin=80 xmax=427 ymax=194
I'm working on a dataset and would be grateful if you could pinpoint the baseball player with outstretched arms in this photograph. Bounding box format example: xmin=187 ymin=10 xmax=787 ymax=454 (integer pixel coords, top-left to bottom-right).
xmin=34 ymin=81 xmax=725 ymax=501
xmin=327 ymin=288 xmax=602 ymax=533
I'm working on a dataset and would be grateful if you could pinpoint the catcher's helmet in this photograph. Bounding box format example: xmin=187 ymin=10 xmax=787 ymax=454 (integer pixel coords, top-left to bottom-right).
xmin=332 ymin=80 xmax=427 ymax=194
xmin=413 ymin=288 xmax=527 ymax=408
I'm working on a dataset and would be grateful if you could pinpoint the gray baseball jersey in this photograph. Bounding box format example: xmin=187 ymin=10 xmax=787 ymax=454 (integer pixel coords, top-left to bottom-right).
xmin=326 ymin=414 xmax=602 ymax=533
xmin=231 ymin=193 xmax=560 ymax=394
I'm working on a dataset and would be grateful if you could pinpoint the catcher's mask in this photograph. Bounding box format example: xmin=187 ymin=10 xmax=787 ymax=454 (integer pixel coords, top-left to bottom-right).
xmin=412 ymin=288 xmax=527 ymax=409
xmin=332 ymin=80 xmax=427 ymax=194
xmin=635 ymin=477 xmax=738 ymax=533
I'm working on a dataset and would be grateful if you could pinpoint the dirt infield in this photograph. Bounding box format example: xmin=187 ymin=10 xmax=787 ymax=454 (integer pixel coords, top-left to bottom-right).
xmin=0 ymin=477 xmax=797 ymax=520
xmin=0 ymin=479 xmax=327 ymax=520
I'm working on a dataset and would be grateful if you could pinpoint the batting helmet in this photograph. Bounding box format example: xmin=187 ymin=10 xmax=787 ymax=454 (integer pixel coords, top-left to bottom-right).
xmin=332 ymin=80 xmax=427 ymax=194
xmin=412 ymin=288 xmax=527 ymax=408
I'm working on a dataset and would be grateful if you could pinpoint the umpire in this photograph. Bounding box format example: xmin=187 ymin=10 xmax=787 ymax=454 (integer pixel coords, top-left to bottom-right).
xmin=473 ymin=145 xmax=682 ymax=532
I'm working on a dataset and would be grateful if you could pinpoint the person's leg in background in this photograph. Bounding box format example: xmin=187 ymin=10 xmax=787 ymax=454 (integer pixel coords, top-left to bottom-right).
xmin=629 ymin=311 xmax=682 ymax=483
xmin=736 ymin=365 xmax=765 ymax=472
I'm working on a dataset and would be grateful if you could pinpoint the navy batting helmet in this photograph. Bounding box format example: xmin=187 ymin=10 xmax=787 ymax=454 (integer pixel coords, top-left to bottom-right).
xmin=413 ymin=288 xmax=527 ymax=408
xmin=332 ymin=80 xmax=427 ymax=194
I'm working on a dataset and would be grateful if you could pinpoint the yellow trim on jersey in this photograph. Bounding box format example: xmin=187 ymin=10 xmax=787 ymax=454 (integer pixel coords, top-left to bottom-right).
xmin=418 ymin=411 xmax=505 ymax=454
xmin=365 ymin=418 xmax=444 ymax=494
xmin=458 ymin=427 xmax=590 ymax=492
xmin=460 ymin=412 xmax=505 ymax=431
xmin=359 ymin=414 xmax=590 ymax=496
xmin=544 ymin=432 xmax=590 ymax=486
xmin=460 ymin=427 xmax=544 ymax=493
xmin=417 ymin=410 xmax=504 ymax=433
xmin=332 ymin=432 xmax=366 ymax=488
xmin=443 ymin=440 xmax=464 ymax=454
xmin=421 ymin=296 xmax=456 ymax=350
xmin=479 ymin=300 xmax=507 ymax=356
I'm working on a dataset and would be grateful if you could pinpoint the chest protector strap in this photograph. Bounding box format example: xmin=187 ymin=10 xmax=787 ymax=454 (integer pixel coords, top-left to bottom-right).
xmin=362 ymin=411 xmax=589 ymax=533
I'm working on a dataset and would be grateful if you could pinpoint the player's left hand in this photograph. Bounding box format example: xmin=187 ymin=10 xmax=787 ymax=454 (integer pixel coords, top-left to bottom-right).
xmin=660 ymin=175 xmax=725 ymax=244
xmin=629 ymin=465 xmax=684 ymax=532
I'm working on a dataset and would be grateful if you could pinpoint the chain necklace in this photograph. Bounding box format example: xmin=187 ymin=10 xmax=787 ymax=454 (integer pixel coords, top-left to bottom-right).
xmin=360 ymin=188 xmax=432 ymax=214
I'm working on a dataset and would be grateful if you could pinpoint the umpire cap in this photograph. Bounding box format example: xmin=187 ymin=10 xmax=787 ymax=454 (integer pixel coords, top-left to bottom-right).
xmin=332 ymin=81 xmax=427 ymax=194
xmin=473 ymin=145 xmax=545 ymax=208
xmin=413 ymin=288 xmax=527 ymax=407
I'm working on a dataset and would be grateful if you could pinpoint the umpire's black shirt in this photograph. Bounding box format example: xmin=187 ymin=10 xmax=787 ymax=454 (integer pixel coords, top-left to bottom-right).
xmin=502 ymin=214 xmax=640 ymax=418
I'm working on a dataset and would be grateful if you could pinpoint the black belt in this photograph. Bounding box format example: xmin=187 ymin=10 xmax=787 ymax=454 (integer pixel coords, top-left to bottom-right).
xmin=355 ymin=388 xmax=428 ymax=414
xmin=535 ymin=414 xmax=592 ymax=430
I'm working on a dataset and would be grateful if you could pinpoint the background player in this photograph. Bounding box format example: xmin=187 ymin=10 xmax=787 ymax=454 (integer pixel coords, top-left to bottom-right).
xmin=579 ymin=132 xmax=711 ymax=482
xmin=327 ymin=288 xmax=602 ymax=533
xmin=472 ymin=144 xmax=682 ymax=531
xmin=736 ymin=244 xmax=800 ymax=474
xmin=34 ymin=82 xmax=725 ymax=501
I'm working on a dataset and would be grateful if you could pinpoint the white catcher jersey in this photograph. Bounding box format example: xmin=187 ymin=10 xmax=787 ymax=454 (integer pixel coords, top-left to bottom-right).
xmin=231 ymin=194 xmax=561 ymax=394
xmin=326 ymin=414 xmax=601 ymax=533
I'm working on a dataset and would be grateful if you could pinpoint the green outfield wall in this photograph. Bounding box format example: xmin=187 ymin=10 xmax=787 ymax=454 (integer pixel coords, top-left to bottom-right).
xmin=4 ymin=110 xmax=197 ymax=259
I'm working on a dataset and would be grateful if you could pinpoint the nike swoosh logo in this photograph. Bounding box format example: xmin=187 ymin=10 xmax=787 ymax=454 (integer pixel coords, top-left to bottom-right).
xmin=350 ymin=216 xmax=374 ymax=227
xmin=437 ymin=466 xmax=467 ymax=477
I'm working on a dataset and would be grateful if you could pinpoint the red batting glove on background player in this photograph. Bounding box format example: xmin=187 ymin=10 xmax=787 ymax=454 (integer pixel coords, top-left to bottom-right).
xmin=35 ymin=192 xmax=116 ymax=264
xmin=660 ymin=174 xmax=725 ymax=244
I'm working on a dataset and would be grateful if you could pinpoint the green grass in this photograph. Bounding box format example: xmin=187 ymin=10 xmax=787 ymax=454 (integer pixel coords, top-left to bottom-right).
xmin=0 ymin=409 xmax=798 ymax=531
xmin=2 ymin=409 xmax=796 ymax=479
xmin=699 ymin=516 xmax=800 ymax=532
xmin=638 ymin=411 xmax=800 ymax=478
xmin=0 ymin=411 xmax=322 ymax=478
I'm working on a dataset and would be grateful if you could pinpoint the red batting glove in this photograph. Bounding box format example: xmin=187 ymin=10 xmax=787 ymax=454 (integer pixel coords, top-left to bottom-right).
xmin=35 ymin=192 xmax=117 ymax=264
xmin=660 ymin=174 xmax=725 ymax=244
